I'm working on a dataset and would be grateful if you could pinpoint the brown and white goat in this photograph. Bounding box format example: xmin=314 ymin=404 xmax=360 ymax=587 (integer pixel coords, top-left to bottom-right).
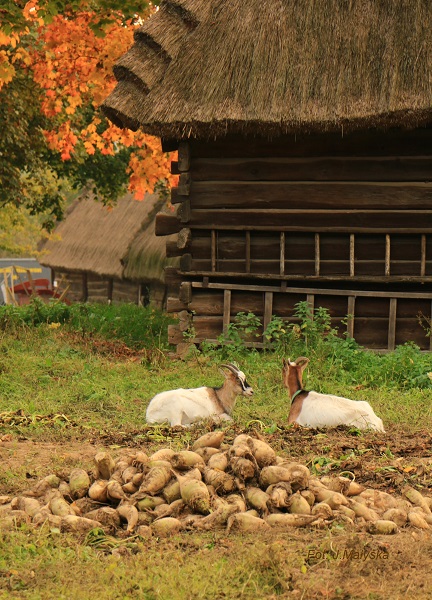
xmin=146 ymin=363 xmax=253 ymax=427
xmin=282 ymin=357 xmax=385 ymax=431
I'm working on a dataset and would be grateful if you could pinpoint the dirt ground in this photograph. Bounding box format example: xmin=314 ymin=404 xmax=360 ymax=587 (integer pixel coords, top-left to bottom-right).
xmin=1 ymin=424 xmax=432 ymax=600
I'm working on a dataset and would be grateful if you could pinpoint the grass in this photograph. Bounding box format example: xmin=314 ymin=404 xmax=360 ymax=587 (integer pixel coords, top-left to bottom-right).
xmin=1 ymin=301 xmax=432 ymax=599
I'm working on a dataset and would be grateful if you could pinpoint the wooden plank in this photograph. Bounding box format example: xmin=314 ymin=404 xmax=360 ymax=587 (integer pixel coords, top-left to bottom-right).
xmin=178 ymin=200 xmax=191 ymax=223
xmin=314 ymin=233 xmax=320 ymax=276
xmin=350 ymin=235 xmax=355 ymax=277
xmin=190 ymin=156 xmax=432 ymax=182
xmin=179 ymin=281 xmax=192 ymax=304
xmin=263 ymin=292 xmax=273 ymax=338
xmin=167 ymin=296 xmax=188 ymax=312
xmin=178 ymin=141 xmax=190 ymax=172
xmin=211 ymin=230 xmax=217 ymax=272
xmin=388 ymin=298 xmax=397 ymax=350
xmin=188 ymin=181 xmax=432 ymax=210
xmin=280 ymin=232 xmax=285 ymax=276
xmin=421 ymin=235 xmax=427 ymax=276
xmin=245 ymin=231 xmax=251 ymax=273
xmin=189 ymin=129 xmax=432 ymax=159
xmin=177 ymin=172 xmax=191 ymax=196
xmin=385 ymin=235 xmax=391 ymax=276
xmin=188 ymin=209 xmax=432 ymax=232
xmin=170 ymin=160 xmax=179 ymax=175
xmin=155 ymin=212 xmax=182 ymax=236
xmin=223 ymin=289 xmax=231 ymax=334
xmin=307 ymin=294 xmax=315 ymax=316
xmin=191 ymin=280 xmax=432 ymax=299
xmin=347 ymin=296 xmax=355 ymax=338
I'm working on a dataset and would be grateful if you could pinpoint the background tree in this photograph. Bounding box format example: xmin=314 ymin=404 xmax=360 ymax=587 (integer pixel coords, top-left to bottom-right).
xmin=0 ymin=1 xmax=175 ymax=233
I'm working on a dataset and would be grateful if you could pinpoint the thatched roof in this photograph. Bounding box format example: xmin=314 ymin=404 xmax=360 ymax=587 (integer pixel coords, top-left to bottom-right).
xmin=40 ymin=191 xmax=173 ymax=283
xmin=102 ymin=0 xmax=432 ymax=139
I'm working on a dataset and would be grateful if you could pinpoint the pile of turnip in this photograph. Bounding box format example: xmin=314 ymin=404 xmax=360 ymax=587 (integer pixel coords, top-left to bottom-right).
xmin=1 ymin=432 xmax=432 ymax=538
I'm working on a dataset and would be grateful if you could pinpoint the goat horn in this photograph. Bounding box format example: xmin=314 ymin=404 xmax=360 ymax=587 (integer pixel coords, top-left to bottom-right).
xmin=219 ymin=363 xmax=240 ymax=374
xmin=295 ymin=357 xmax=309 ymax=366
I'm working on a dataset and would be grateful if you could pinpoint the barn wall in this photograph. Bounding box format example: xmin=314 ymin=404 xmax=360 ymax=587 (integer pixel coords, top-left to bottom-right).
xmin=159 ymin=129 xmax=432 ymax=351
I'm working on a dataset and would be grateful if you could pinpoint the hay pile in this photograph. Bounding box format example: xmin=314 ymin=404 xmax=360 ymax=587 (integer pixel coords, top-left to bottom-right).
xmin=1 ymin=432 xmax=431 ymax=537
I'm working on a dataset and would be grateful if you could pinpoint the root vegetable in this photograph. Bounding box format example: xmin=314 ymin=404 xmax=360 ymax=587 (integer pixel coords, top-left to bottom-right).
xmin=321 ymin=476 xmax=351 ymax=495
xmin=267 ymin=482 xmax=292 ymax=509
xmin=248 ymin=438 xmax=276 ymax=468
xmin=337 ymin=505 xmax=356 ymax=520
xmin=151 ymin=517 xmax=182 ymax=537
xmin=71 ymin=497 xmax=103 ymax=515
xmin=30 ymin=474 xmax=61 ymax=498
xmin=132 ymin=452 xmax=149 ymax=469
xmin=194 ymin=502 xmax=238 ymax=530
xmin=408 ymin=511 xmax=430 ymax=529
xmin=311 ymin=502 xmax=333 ymax=519
xmin=136 ymin=496 xmax=165 ymax=511
xmin=33 ymin=512 xmax=62 ymax=528
xmin=139 ymin=466 xmax=172 ymax=496
xmin=207 ymin=452 xmax=228 ymax=471
xmin=230 ymin=456 xmax=256 ymax=480
xmin=276 ymin=463 xmax=310 ymax=491
xmin=347 ymin=481 xmax=365 ymax=496
xmin=85 ymin=507 xmax=121 ymax=530
xmin=117 ymin=504 xmax=139 ymax=533
xmin=259 ymin=466 xmax=292 ymax=488
xmin=383 ymin=509 xmax=407 ymax=527
xmin=49 ymin=497 xmax=75 ymax=517
xmin=367 ymin=519 xmax=398 ymax=535
xmin=163 ymin=480 xmax=181 ymax=504
xmin=288 ymin=492 xmax=311 ymax=515
xmin=69 ymin=469 xmax=90 ymax=500
xmin=194 ymin=447 xmax=221 ymax=462
xmin=178 ymin=478 xmax=211 ymax=515
xmin=149 ymin=449 xmax=175 ymax=462
xmin=122 ymin=482 xmax=138 ymax=494
xmin=88 ymin=480 xmax=109 ymax=504
xmin=12 ymin=497 xmax=41 ymax=518
xmin=61 ymin=515 xmax=102 ymax=534
xmin=136 ymin=525 xmax=152 ymax=538
xmin=245 ymin=487 xmax=270 ymax=513
xmin=0 ymin=510 xmax=31 ymax=530
xmin=171 ymin=451 xmax=205 ymax=470
xmin=58 ymin=482 xmax=72 ymax=501
xmin=301 ymin=490 xmax=315 ymax=507
xmin=121 ymin=466 xmax=138 ymax=484
xmin=266 ymin=514 xmax=318 ymax=528
xmin=148 ymin=460 xmax=173 ymax=470
xmin=106 ymin=481 xmax=126 ymax=503
xmin=403 ymin=486 xmax=432 ymax=515
xmin=226 ymin=494 xmax=247 ymax=513
xmin=192 ymin=431 xmax=225 ymax=450
xmin=360 ymin=489 xmax=398 ymax=511
xmin=94 ymin=452 xmax=115 ymax=480
xmin=227 ymin=512 xmax=270 ymax=533
xmin=349 ymin=500 xmax=379 ymax=522
xmin=203 ymin=467 xmax=236 ymax=494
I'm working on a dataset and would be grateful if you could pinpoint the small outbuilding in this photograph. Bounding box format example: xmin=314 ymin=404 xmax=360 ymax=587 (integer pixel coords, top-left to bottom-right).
xmin=40 ymin=191 xmax=175 ymax=308
xmin=102 ymin=0 xmax=432 ymax=350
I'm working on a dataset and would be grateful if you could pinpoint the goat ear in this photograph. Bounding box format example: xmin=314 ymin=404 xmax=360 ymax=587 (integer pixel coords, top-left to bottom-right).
xmin=282 ymin=358 xmax=288 ymax=368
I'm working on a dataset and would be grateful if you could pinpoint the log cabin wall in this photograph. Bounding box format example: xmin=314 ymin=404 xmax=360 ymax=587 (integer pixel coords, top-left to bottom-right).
xmin=160 ymin=129 xmax=432 ymax=351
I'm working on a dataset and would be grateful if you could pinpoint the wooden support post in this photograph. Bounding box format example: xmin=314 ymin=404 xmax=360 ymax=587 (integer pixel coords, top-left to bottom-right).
xmin=307 ymin=294 xmax=315 ymax=317
xmin=385 ymin=234 xmax=391 ymax=276
xmin=430 ymin=300 xmax=432 ymax=352
xmin=347 ymin=296 xmax=355 ymax=338
xmin=245 ymin=231 xmax=251 ymax=273
xmin=280 ymin=232 xmax=285 ymax=276
xmin=421 ymin=235 xmax=426 ymax=277
xmin=211 ymin=230 xmax=217 ymax=272
xmin=223 ymin=289 xmax=231 ymax=335
xmin=263 ymin=292 xmax=273 ymax=342
xmin=177 ymin=141 xmax=190 ymax=172
xmin=350 ymin=234 xmax=355 ymax=277
xmin=315 ymin=233 xmax=320 ymax=276
xmin=388 ymin=298 xmax=397 ymax=351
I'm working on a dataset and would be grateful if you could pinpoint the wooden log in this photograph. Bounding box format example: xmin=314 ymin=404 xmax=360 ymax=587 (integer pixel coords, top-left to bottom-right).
xmin=166 ymin=228 xmax=192 ymax=257
xmin=179 ymin=281 xmax=192 ymax=304
xmin=171 ymin=160 xmax=180 ymax=175
xmin=178 ymin=200 xmax=191 ymax=223
xmin=178 ymin=173 xmax=191 ymax=195
xmin=178 ymin=141 xmax=190 ymax=172
xmin=161 ymin=138 xmax=179 ymax=152
xmin=168 ymin=324 xmax=184 ymax=345
xmin=188 ymin=181 xmax=432 ymax=210
xmin=223 ymin=290 xmax=231 ymax=334
xmin=189 ymin=129 xmax=432 ymax=159
xmin=388 ymin=298 xmax=397 ymax=351
xmin=167 ymin=296 xmax=189 ymax=312
xmin=155 ymin=212 xmax=182 ymax=236
xmin=190 ymin=156 xmax=432 ymax=182
xmin=347 ymin=296 xmax=355 ymax=338
xmin=188 ymin=209 xmax=432 ymax=232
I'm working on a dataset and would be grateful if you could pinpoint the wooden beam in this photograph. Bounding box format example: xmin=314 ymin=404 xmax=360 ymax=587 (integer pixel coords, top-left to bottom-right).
xmin=178 ymin=141 xmax=190 ymax=172
xmin=245 ymin=231 xmax=251 ymax=273
xmin=170 ymin=160 xmax=179 ymax=175
xmin=177 ymin=172 xmax=191 ymax=196
xmin=155 ymin=212 xmax=182 ymax=236
xmin=350 ymin=234 xmax=355 ymax=277
xmin=421 ymin=235 xmax=427 ymax=277
xmin=161 ymin=138 xmax=179 ymax=152
xmin=347 ymin=296 xmax=355 ymax=338
xmin=263 ymin=292 xmax=273 ymax=340
xmin=223 ymin=289 xmax=231 ymax=335
xmin=279 ymin=232 xmax=285 ymax=276
xmin=178 ymin=200 xmax=191 ymax=223
xmin=211 ymin=230 xmax=217 ymax=272
xmin=385 ymin=235 xmax=391 ymax=276
xmin=388 ymin=298 xmax=397 ymax=350
xmin=314 ymin=233 xmax=320 ymax=276
xmin=179 ymin=281 xmax=192 ymax=304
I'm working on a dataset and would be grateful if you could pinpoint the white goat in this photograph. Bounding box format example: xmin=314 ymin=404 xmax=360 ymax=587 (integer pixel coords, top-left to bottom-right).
xmin=146 ymin=363 xmax=254 ymax=427
xmin=282 ymin=357 xmax=385 ymax=432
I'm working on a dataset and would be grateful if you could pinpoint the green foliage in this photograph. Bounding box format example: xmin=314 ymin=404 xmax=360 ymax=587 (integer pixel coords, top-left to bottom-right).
xmin=0 ymin=298 xmax=174 ymax=351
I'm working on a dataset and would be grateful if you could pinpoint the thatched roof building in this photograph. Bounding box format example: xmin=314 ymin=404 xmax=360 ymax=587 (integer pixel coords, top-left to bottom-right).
xmin=102 ymin=0 xmax=432 ymax=138
xmin=40 ymin=192 xmax=175 ymax=306
xmin=101 ymin=0 xmax=432 ymax=351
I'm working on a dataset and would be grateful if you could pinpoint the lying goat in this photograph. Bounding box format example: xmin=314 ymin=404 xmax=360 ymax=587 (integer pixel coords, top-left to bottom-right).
xmin=146 ymin=363 xmax=253 ymax=427
xmin=282 ymin=357 xmax=385 ymax=432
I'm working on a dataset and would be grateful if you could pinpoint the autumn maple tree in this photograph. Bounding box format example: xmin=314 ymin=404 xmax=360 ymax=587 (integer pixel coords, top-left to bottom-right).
xmin=0 ymin=0 xmax=176 ymax=230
